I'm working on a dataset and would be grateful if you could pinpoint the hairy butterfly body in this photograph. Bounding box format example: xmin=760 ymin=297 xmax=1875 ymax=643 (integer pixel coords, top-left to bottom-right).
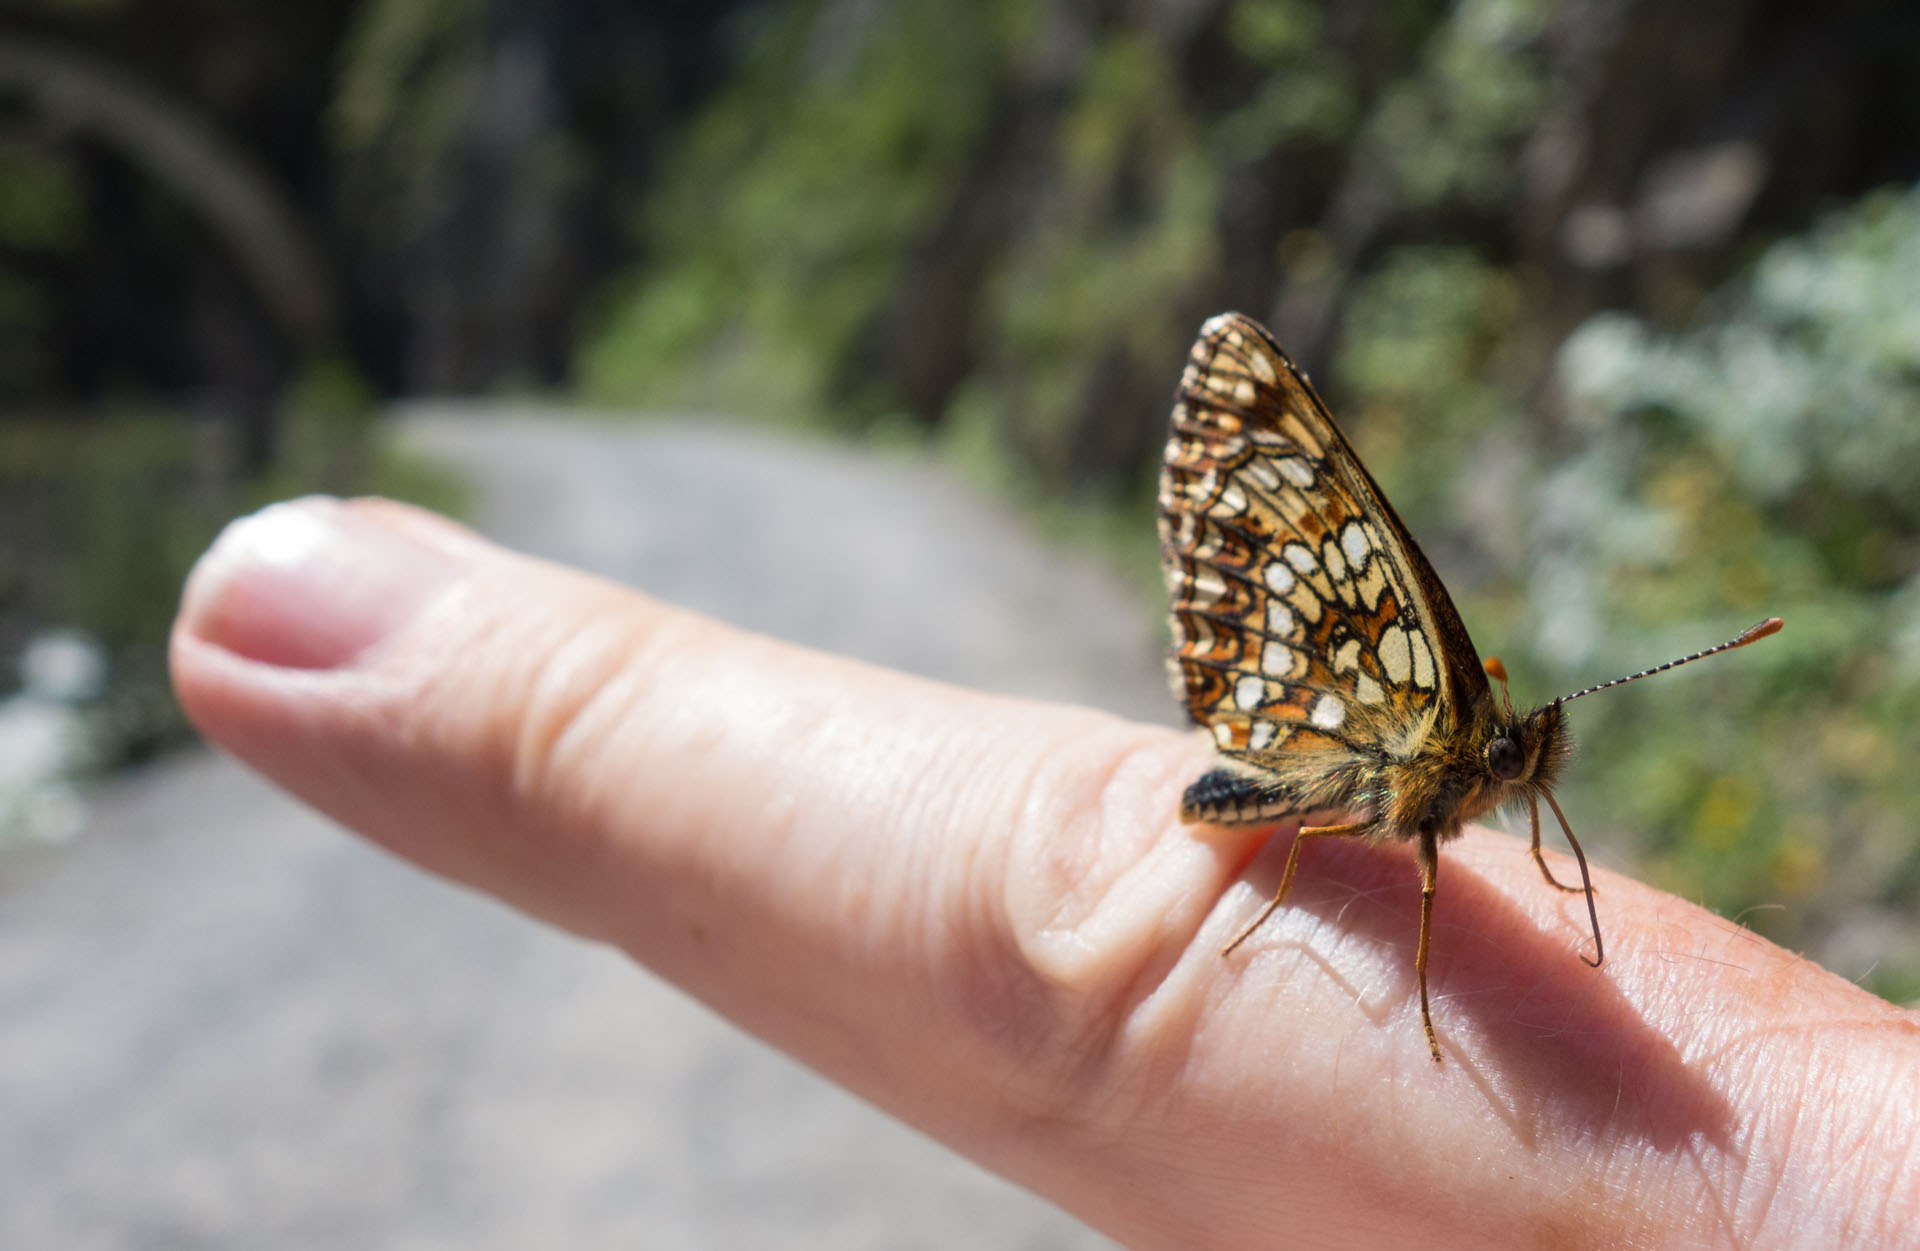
xmin=1158 ymin=312 xmax=1781 ymax=1061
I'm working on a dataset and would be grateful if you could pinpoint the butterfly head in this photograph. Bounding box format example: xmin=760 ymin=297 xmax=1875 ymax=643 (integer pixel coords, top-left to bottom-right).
xmin=1482 ymin=701 xmax=1569 ymax=795
xmin=1479 ymin=657 xmax=1570 ymax=801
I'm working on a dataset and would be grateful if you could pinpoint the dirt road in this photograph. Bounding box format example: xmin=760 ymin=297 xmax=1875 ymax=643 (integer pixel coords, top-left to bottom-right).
xmin=0 ymin=408 xmax=1172 ymax=1249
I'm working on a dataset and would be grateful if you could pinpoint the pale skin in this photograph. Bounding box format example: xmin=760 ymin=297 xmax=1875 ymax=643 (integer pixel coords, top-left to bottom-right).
xmin=170 ymin=496 xmax=1920 ymax=1250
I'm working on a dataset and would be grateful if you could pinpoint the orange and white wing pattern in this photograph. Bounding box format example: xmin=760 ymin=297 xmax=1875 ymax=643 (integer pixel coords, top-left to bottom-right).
xmin=1158 ymin=313 xmax=1483 ymax=823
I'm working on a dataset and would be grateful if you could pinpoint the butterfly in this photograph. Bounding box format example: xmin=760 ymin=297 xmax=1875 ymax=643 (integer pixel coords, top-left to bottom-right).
xmin=1158 ymin=311 xmax=1781 ymax=1062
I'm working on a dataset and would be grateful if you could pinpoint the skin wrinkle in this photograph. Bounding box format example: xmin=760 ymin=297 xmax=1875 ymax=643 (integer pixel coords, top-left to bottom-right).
xmin=1589 ymin=941 xmax=1774 ymax=1242
xmin=1006 ymin=734 xmax=1270 ymax=1114
xmin=853 ymin=718 xmax=1197 ymax=1178
xmin=1673 ymin=1135 xmax=1743 ymax=1249
xmin=1812 ymin=1043 xmax=1889 ymax=1227
xmin=1811 ymin=1046 xmax=1920 ymax=1243
xmin=1754 ymin=1050 xmax=1820 ymax=1244
xmin=1712 ymin=1016 xmax=1866 ymax=1246
xmin=1800 ymin=1034 xmax=1920 ymax=1243
xmin=980 ymin=733 xmax=1260 ymax=1183
xmin=945 ymin=782 xmax=1062 ymax=1083
xmin=615 ymin=624 xmax=914 ymax=970
xmin=1872 ymin=1086 xmax=1920 ymax=1238
xmin=504 ymin=602 xmax=682 ymax=831
xmin=1035 ymin=734 xmax=1175 ymax=923
xmin=408 ymin=581 xmax=680 ymax=919
xmin=736 ymin=683 xmax=1085 ymax=1142
xmin=1009 ymin=736 xmax=1170 ymax=975
xmin=1813 ymin=1061 xmax=1884 ymax=1243
xmin=1067 ymin=751 xmax=1219 ymax=1007
xmin=955 ymin=726 xmax=1187 ymax=1123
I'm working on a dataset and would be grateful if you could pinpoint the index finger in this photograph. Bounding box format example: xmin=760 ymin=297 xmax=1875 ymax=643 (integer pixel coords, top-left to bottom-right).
xmin=169 ymin=498 xmax=1920 ymax=1250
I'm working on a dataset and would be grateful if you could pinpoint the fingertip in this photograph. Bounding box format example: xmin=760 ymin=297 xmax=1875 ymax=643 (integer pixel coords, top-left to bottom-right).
xmin=176 ymin=496 xmax=468 ymax=672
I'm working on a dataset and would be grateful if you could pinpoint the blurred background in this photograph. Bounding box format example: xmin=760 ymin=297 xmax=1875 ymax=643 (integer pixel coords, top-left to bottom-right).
xmin=3 ymin=0 xmax=1919 ymax=1242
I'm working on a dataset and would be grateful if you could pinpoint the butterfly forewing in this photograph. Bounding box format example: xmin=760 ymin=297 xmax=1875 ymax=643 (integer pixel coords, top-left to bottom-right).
xmin=1158 ymin=313 xmax=1488 ymax=822
xmin=1156 ymin=313 xmax=1772 ymax=1061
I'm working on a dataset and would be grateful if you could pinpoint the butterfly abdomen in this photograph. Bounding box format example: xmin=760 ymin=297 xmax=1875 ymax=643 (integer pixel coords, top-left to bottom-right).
xmin=1179 ymin=751 xmax=1386 ymax=828
xmin=1179 ymin=767 xmax=1300 ymax=824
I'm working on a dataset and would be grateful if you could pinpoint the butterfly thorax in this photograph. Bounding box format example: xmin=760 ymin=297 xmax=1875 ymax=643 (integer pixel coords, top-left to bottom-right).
xmin=1374 ymin=698 xmax=1569 ymax=843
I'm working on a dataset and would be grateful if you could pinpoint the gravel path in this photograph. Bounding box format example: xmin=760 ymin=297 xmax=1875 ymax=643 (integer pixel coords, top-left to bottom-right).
xmin=0 ymin=408 xmax=1174 ymax=1249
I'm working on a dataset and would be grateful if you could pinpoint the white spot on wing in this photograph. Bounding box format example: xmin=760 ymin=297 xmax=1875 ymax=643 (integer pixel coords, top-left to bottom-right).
xmin=1248 ymin=349 xmax=1277 ymax=383
xmin=1310 ymin=694 xmax=1346 ymax=730
xmin=1355 ymin=673 xmax=1386 ymax=704
xmin=1212 ymin=722 xmax=1237 ymax=748
xmin=1284 ymin=544 xmax=1317 ymax=574
xmin=1341 ymin=522 xmax=1371 ymax=571
xmin=1262 ymin=641 xmax=1296 ymax=677
xmin=1410 ymin=629 xmax=1437 ymax=690
xmin=1249 ymin=719 xmax=1278 ymax=750
xmin=1190 ymin=568 xmax=1226 ymax=605
xmin=1277 ymin=457 xmax=1316 ymax=487
xmin=1332 ymin=638 xmax=1362 ymax=672
xmin=1379 ymin=626 xmax=1412 ymax=684
xmin=1264 ymin=562 xmax=1295 ymax=594
xmin=1322 ymin=540 xmax=1348 ymax=583
xmin=1354 ymin=564 xmax=1388 ymax=610
xmin=1265 ymin=601 xmax=1295 ymax=637
xmin=1234 ymin=675 xmax=1266 ymax=710
xmin=1245 ymin=460 xmax=1281 ymax=491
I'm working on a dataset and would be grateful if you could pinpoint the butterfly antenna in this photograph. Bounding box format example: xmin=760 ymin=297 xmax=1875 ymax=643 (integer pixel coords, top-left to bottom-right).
xmin=1483 ymin=656 xmax=1516 ymax=721
xmin=1554 ymin=618 xmax=1783 ymax=706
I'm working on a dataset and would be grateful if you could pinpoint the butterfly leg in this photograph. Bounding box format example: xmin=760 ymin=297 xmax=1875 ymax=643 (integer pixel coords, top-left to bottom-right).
xmin=1220 ymin=820 xmax=1373 ymax=957
xmin=1527 ymin=794 xmax=1583 ymax=892
xmin=1542 ymin=791 xmax=1606 ymax=970
xmin=1416 ymin=829 xmax=1442 ymax=1062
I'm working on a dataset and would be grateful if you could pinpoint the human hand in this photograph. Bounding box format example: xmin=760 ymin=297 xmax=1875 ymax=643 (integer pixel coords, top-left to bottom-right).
xmin=170 ymin=496 xmax=1920 ymax=1250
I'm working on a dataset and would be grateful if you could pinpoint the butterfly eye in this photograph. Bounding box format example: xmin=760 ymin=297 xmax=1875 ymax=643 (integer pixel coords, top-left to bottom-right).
xmin=1486 ymin=735 xmax=1525 ymax=781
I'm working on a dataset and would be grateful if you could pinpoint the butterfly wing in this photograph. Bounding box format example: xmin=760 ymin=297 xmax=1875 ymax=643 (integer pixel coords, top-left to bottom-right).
xmin=1158 ymin=313 xmax=1492 ymax=825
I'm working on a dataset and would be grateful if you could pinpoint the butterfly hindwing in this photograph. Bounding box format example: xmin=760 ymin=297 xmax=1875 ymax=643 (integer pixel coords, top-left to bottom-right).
xmin=1158 ymin=313 xmax=1491 ymax=825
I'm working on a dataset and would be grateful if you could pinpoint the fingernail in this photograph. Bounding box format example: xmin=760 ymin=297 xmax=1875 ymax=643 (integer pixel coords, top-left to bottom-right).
xmin=180 ymin=497 xmax=462 ymax=670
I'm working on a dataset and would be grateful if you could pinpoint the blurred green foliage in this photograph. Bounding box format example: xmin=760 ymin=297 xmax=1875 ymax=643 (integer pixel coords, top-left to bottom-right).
xmin=581 ymin=0 xmax=1023 ymax=417
xmin=0 ymin=138 xmax=83 ymax=393
xmin=0 ymin=382 xmax=465 ymax=767
xmin=0 ymin=413 xmax=213 ymax=764
xmin=579 ymin=0 xmax=1920 ymax=997
xmin=1543 ymin=189 xmax=1920 ymax=999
